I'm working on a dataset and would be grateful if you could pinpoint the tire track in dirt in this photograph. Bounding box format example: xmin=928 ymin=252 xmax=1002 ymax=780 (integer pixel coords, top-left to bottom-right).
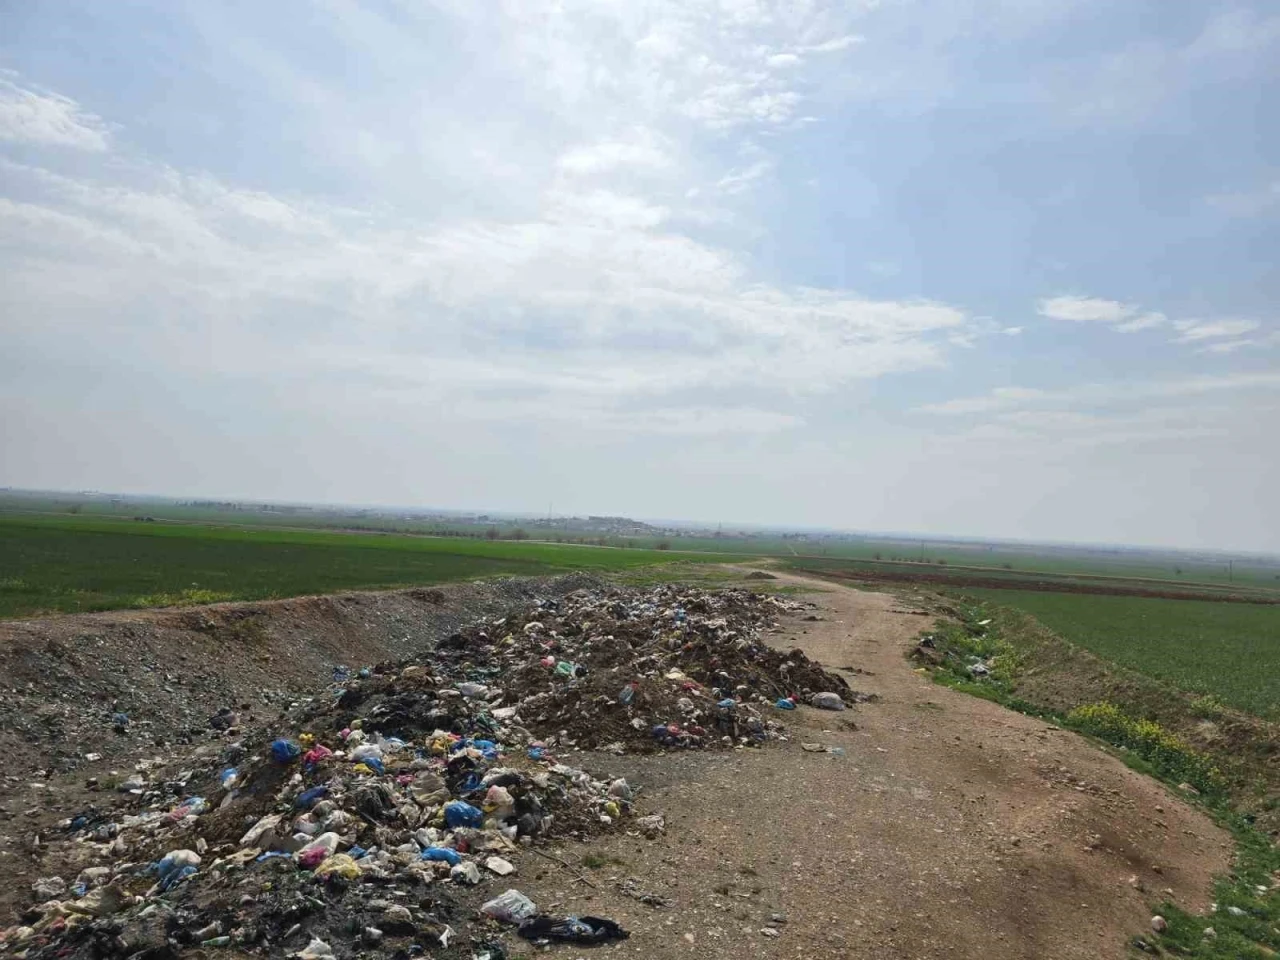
xmin=521 ymin=573 xmax=1230 ymax=960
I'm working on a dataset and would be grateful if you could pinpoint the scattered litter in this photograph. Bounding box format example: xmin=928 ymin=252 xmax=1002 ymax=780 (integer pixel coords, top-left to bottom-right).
xmin=810 ymin=692 xmax=847 ymax=711
xmin=616 ymin=877 xmax=673 ymax=907
xmin=2 ymin=584 xmax=852 ymax=958
xmin=485 ymin=855 xmax=516 ymax=876
xmin=518 ymin=914 xmax=629 ymax=944
xmin=481 ymin=889 xmax=539 ymax=924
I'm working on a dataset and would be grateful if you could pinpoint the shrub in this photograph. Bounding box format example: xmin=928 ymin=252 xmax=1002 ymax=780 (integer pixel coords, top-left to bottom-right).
xmin=1066 ymin=702 xmax=1224 ymax=795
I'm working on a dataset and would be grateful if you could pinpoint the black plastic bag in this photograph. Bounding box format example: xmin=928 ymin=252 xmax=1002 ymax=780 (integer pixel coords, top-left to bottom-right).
xmin=518 ymin=914 xmax=630 ymax=944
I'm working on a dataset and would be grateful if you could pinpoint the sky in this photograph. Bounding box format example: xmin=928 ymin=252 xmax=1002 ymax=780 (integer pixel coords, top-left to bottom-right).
xmin=1 ymin=1 xmax=1278 ymax=552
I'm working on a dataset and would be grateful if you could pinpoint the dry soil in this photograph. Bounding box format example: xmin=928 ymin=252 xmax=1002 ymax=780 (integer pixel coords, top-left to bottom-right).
xmin=515 ymin=572 xmax=1231 ymax=960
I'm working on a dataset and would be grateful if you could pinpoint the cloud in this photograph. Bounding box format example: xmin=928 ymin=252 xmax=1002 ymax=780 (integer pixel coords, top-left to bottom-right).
xmin=1206 ymin=180 xmax=1280 ymax=217
xmin=803 ymin=35 xmax=864 ymax=54
xmin=0 ymin=142 xmax=972 ymax=426
xmin=0 ymin=77 xmax=110 ymax=151
xmin=1115 ymin=311 xmax=1166 ymax=332
xmin=1002 ymin=326 xmax=1023 ymax=335
xmin=1036 ymin=295 xmax=1167 ymax=332
xmin=1038 ymin=295 xmax=1133 ymax=323
xmin=920 ymin=386 xmax=1048 ymax=415
xmin=714 ymin=160 xmax=772 ymax=195
xmin=919 ymin=371 xmax=1280 ymax=417
xmin=1172 ymin=318 xmax=1262 ymax=343
xmin=1050 ymin=6 xmax=1280 ymax=124
xmin=555 ymin=135 xmax=673 ymax=177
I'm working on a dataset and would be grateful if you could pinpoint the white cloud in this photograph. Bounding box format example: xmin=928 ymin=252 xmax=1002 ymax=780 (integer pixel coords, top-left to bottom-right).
xmin=803 ymin=35 xmax=864 ymax=54
xmin=1115 ymin=311 xmax=1166 ymax=332
xmin=1037 ymin=295 xmax=1139 ymax=323
xmin=0 ymin=77 xmax=110 ymax=151
xmin=1051 ymin=7 xmax=1280 ymax=124
xmin=920 ymin=386 xmax=1048 ymax=415
xmin=1206 ymin=180 xmax=1280 ymax=217
xmin=1038 ymin=295 xmax=1173 ymax=335
xmin=919 ymin=371 xmax=1280 ymax=417
xmin=1002 ymin=326 xmax=1023 ymax=335
xmin=0 ymin=145 xmax=972 ymax=422
xmin=715 ymin=160 xmax=772 ymax=195
xmin=555 ymin=135 xmax=673 ymax=176
xmin=766 ymin=53 xmax=802 ymax=68
xmin=1172 ymin=318 xmax=1261 ymax=343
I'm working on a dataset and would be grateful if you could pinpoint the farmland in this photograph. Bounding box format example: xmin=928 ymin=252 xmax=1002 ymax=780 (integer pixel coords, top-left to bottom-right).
xmin=966 ymin=588 xmax=1280 ymax=718
xmin=0 ymin=516 xmax=710 ymax=618
xmin=4 ymin=510 xmax=1279 ymax=721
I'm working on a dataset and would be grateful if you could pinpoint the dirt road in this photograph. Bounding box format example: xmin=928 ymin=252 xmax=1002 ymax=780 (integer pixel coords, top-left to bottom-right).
xmin=520 ymin=573 xmax=1231 ymax=959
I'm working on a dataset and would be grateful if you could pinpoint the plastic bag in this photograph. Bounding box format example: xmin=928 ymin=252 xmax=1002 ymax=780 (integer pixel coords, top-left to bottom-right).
xmin=295 ymin=785 xmax=328 ymax=809
xmin=809 ymin=692 xmax=846 ymax=711
xmin=271 ymin=739 xmax=302 ymax=763
xmin=422 ymin=847 xmax=461 ymax=866
xmin=483 ymin=785 xmax=515 ymax=821
xmin=480 ymin=889 xmax=538 ymax=924
xmin=314 ymin=854 xmax=361 ymax=880
xmin=349 ymin=743 xmax=384 ymax=763
xmin=444 ymin=800 xmax=483 ymax=829
xmin=518 ymin=915 xmax=629 ymax=944
xmin=303 ymin=744 xmax=333 ymax=767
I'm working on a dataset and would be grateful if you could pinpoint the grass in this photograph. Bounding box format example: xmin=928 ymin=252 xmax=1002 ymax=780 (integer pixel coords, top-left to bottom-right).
xmin=965 ymin=589 xmax=1280 ymax=717
xmin=10 ymin=489 xmax=1280 ymax=591
xmin=915 ymin=599 xmax=1280 ymax=959
xmin=0 ymin=516 xmax=718 ymax=618
xmin=580 ymin=853 xmax=626 ymax=870
xmin=784 ymin=555 xmax=1280 ymax=602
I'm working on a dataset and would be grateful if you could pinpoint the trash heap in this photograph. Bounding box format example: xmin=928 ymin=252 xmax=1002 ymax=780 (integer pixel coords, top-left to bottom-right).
xmin=418 ymin=584 xmax=853 ymax=753
xmin=3 ymin=585 xmax=852 ymax=958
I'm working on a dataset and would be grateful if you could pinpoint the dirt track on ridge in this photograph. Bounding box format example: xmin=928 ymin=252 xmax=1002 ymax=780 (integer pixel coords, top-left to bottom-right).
xmin=519 ymin=572 xmax=1231 ymax=959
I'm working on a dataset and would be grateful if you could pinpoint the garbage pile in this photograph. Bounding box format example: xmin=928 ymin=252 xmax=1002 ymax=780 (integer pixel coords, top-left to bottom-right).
xmin=3 ymin=585 xmax=852 ymax=958
xmin=416 ymin=584 xmax=853 ymax=753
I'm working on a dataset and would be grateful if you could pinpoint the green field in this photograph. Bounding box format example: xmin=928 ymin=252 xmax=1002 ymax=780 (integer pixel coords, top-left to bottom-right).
xmin=782 ymin=555 xmax=1280 ymax=602
xmin=0 ymin=516 xmax=712 ymax=618
xmin=7 ymin=490 xmax=1279 ymax=591
xmin=968 ymin=588 xmax=1280 ymax=717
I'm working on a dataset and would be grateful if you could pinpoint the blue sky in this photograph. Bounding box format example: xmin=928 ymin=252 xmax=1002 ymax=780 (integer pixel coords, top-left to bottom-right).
xmin=1 ymin=0 xmax=1277 ymax=550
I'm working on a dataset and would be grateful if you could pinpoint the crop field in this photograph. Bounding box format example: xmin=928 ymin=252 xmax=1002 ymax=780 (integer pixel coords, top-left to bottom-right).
xmin=781 ymin=555 xmax=1280 ymax=603
xmin=7 ymin=490 xmax=1279 ymax=591
xmin=967 ymin=588 xmax=1280 ymax=718
xmin=0 ymin=516 xmax=712 ymax=618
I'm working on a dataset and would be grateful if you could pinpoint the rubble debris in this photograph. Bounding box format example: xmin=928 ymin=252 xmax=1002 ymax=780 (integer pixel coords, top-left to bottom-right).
xmin=2 ymin=585 xmax=850 ymax=958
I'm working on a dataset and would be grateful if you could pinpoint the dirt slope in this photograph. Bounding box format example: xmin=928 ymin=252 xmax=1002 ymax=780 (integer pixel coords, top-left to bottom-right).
xmin=0 ymin=574 xmax=598 ymax=781
xmin=516 ymin=574 xmax=1231 ymax=959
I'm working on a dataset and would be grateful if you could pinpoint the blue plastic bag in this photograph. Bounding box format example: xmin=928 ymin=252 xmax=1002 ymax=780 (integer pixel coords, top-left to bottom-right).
xmin=422 ymin=847 xmax=461 ymax=866
xmin=295 ymin=785 xmax=329 ymax=809
xmin=774 ymin=698 xmax=796 ymax=710
xmin=444 ymin=800 xmax=483 ymax=829
xmin=271 ymin=739 xmax=302 ymax=764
